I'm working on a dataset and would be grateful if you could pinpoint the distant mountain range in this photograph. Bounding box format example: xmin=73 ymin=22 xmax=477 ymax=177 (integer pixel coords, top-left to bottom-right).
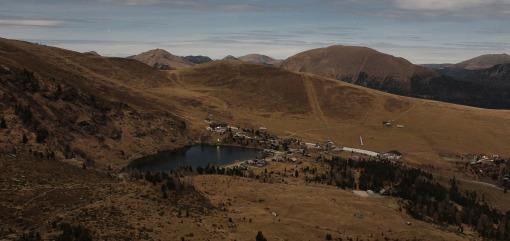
xmin=424 ymin=54 xmax=510 ymax=70
xmin=128 ymin=46 xmax=510 ymax=109
xmin=422 ymin=54 xmax=510 ymax=84
xmin=220 ymin=54 xmax=282 ymax=67
xmin=130 ymin=50 xmax=282 ymax=69
xmin=433 ymin=63 xmax=510 ymax=83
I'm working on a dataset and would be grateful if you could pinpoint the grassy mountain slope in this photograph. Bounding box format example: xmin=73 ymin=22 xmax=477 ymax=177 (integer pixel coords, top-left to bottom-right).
xmin=281 ymin=45 xmax=435 ymax=93
xmin=147 ymin=60 xmax=510 ymax=168
xmin=0 ymin=38 xmax=188 ymax=167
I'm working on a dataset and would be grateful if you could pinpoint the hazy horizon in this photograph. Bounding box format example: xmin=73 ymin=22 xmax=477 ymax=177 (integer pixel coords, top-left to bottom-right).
xmin=1 ymin=0 xmax=509 ymax=64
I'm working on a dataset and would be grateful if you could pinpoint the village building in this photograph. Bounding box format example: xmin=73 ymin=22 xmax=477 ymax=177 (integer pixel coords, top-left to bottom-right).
xmin=304 ymin=142 xmax=320 ymax=149
xmin=380 ymin=150 xmax=403 ymax=160
xmin=341 ymin=147 xmax=379 ymax=157
xmin=245 ymin=159 xmax=267 ymax=167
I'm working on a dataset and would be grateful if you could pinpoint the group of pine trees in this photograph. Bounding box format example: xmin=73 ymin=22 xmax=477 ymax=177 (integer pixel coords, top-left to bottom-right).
xmin=310 ymin=157 xmax=510 ymax=240
xmin=0 ymin=116 xmax=7 ymax=129
xmin=53 ymin=223 xmax=92 ymax=241
xmin=13 ymin=104 xmax=49 ymax=143
xmin=195 ymin=164 xmax=246 ymax=177
xmin=131 ymin=169 xmax=198 ymax=199
xmin=17 ymin=222 xmax=91 ymax=241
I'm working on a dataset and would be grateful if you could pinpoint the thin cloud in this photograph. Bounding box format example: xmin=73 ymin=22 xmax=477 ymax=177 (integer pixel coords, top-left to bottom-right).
xmin=394 ymin=0 xmax=488 ymax=11
xmin=391 ymin=0 xmax=510 ymax=17
xmin=322 ymin=0 xmax=510 ymax=19
xmin=0 ymin=19 xmax=63 ymax=27
xmin=98 ymin=0 xmax=265 ymax=11
xmin=99 ymin=0 xmax=190 ymax=6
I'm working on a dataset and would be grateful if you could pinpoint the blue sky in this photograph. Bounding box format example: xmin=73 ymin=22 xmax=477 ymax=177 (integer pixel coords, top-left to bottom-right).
xmin=0 ymin=0 xmax=509 ymax=64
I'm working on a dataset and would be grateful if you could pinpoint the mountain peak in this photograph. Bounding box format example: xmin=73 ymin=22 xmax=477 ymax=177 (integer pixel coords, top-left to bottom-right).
xmin=130 ymin=48 xmax=194 ymax=70
xmin=223 ymin=55 xmax=239 ymax=61
xmin=238 ymin=54 xmax=282 ymax=67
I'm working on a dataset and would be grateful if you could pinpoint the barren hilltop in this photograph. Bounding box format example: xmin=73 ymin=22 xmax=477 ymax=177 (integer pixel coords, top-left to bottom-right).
xmin=129 ymin=49 xmax=195 ymax=70
xmin=238 ymin=54 xmax=282 ymax=67
xmin=281 ymin=45 xmax=436 ymax=91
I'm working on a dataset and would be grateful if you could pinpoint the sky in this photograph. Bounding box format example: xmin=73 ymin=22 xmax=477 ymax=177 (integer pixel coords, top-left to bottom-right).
xmin=0 ymin=0 xmax=509 ymax=64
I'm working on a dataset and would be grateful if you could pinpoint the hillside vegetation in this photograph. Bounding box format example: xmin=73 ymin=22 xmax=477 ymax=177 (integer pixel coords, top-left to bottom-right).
xmin=0 ymin=38 xmax=188 ymax=167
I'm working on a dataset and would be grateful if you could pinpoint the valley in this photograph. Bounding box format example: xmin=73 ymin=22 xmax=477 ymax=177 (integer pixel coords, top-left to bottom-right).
xmin=1 ymin=38 xmax=510 ymax=241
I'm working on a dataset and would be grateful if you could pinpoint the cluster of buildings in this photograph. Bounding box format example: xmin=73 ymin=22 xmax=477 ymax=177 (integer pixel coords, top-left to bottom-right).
xmin=204 ymin=117 xmax=404 ymax=170
xmin=465 ymin=154 xmax=510 ymax=187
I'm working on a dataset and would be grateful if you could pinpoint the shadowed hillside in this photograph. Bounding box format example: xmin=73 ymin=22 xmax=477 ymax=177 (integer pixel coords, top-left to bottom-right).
xmin=0 ymin=38 xmax=188 ymax=167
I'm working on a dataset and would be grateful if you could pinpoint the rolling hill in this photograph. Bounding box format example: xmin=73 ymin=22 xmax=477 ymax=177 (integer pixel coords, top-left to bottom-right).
xmin=129 ymin=49 xmax=194 ymax=70
xmin=238 ymin=54 xmax=282 ymax=67
xmin=455 ymin=54 xmax=510 ymax=70
xmin=281 ymin=45 xmax=436 ymax=94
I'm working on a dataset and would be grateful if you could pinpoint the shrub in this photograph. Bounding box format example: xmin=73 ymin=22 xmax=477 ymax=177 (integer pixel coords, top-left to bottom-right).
xmin=0 ymin=117 xmax=7 ymax=129
xmin=54 ymin=223 xmax=92 ymax=241
xmin=36 ymin=128 xmax=49 ymax=143
xmin=256 ymin=231 xmax=267 ymax=241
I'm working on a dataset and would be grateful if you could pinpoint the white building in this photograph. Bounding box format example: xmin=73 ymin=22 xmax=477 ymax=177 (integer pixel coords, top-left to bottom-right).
xmin=341 ymin=147 xmax=379 ymax=157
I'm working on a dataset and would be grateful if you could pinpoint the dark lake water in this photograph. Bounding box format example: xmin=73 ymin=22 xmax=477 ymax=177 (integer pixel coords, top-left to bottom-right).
xmin=129 ymin=144 xmax=262 ymax=172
